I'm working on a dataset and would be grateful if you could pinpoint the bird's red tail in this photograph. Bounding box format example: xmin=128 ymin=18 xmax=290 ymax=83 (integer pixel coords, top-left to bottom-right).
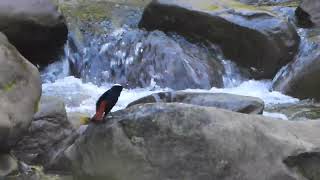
xmin=93 ymin=101 xmax=108 ymax=122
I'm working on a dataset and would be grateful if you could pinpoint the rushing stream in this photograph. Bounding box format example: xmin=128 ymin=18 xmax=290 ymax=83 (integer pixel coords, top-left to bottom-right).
xmin=40 ymin=4 xmax=304 ymax=119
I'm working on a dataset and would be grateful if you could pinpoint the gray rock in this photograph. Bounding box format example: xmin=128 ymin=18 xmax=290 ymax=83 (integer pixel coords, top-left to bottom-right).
xmin=298 ymin=0 xmax=320 ymax=27
xmin=0 ymin=33 xmax=41 ymax=151
xmin=13 ymin=96 xmax=77 ymax=172
xmin=0 ymin=0 xmax=68 ymax=67
xmin=139 ymin=0 xmax=300 ymax=79
xmin=127 ymin=92 xmax=264 ymax=114
xmin=65 ymin=103 xmax=320 ymax=180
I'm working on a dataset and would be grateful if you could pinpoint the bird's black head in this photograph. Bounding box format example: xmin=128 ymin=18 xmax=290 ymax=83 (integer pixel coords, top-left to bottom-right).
xmin=111 ymin=84 xmax=123 ymax=96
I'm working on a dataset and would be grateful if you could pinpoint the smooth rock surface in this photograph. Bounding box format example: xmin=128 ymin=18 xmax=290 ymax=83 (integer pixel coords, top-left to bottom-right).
xmin=139 ymin=0 xmax=300 ymax=79
xmin=127 ymin=92 xmax=265 ymax=114
xmin=0 ymin=33 xmax=41 ymax=151
xmin=65 ymin=103 xmax=320 ymax=180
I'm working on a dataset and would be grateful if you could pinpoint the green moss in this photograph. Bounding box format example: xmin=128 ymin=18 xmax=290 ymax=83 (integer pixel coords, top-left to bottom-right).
xmin=3 ymin=80 xmax=16 ymax=92
xmin=59 ymin=1 xmax=115 ymax=22
xmin=262 ymin=0 xmax=300 ymax=7
xmin=34 ymin=98 xmax=40 ymax=113
xmin=296 ymin=109 xmax=320 ymax=120
xmin=225 ymin=0 xmax=271 ymax=12
xmin=199 ymin=4 xmax=221 ymax=11
xmin=195 ymin=0 xmax=271 ymax=13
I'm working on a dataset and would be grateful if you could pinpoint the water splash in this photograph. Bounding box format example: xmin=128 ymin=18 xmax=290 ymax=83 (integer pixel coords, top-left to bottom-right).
xmin=42 ymin=76 xmax=170 ymax=115
xmin=42 ymin=76 xmax=298 ymax=116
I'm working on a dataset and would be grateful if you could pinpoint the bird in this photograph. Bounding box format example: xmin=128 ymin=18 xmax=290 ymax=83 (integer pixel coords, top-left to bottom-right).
xmin=80 ymin=84 xmax=123 ymax=124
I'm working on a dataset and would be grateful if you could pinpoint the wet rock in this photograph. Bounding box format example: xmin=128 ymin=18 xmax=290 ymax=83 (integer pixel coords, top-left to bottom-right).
xmin=139 ymin=0 xmax=300 ymax=79
xmin=297 ymin=0 xmax=320 ymax=27
xmin=0 ymin=33 xmax=41 ymax=151
xmin=272 ymin=40 xmax=320 ymax=100
xmin=65 ymin=103 xmax=320 ymax=180
xmin=13 ymin=96 xmax=77 ymax=172
xmin=84 ymin=29 xmax=224 ymax=90
xmin=0 ymin=0 xmax=68 ymax=67
xmin=127 ymin=92 xmax=264 ymax=114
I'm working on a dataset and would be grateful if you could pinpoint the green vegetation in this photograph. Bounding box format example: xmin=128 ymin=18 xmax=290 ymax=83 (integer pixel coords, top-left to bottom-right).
xmin=59 ymin=1 xmax=114 ymax=22
xmin=34 ymin=98 xmax=40 ymax=113
xmin=3 ymin=80 xmax=16 ymax=92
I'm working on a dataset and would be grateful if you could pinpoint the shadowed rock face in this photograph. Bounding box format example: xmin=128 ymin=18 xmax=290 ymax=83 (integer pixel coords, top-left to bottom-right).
xmin=0 ymin=33 xmax=41 ymax=152
xmin=295 ymin=6 xmax=314 ymax=28
xmin=65 ymin=103 xmax=320 ymax=180
xmin=127 ymin=91 xmax=265 ymax=114
xmin=0 ymin=0 xmax=68 ymax=67
xmin=284 ymin=152 xmax=320 ymax=180
xmin=298 ymin=0 xmax=320 ymax=27
xmin=139 ymin=0 xmax=300 ymax=79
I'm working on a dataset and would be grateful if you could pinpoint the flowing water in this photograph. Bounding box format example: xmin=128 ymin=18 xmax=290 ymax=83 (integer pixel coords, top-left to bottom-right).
xmin=41 ymin=4 xmax=305 ymax=120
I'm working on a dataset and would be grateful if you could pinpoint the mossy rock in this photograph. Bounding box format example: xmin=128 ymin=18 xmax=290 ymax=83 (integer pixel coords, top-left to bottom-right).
xmin=266 ymin=101 xmax=320 ymax=121
xmin=57 ymin=0 xmax=151 ymax=22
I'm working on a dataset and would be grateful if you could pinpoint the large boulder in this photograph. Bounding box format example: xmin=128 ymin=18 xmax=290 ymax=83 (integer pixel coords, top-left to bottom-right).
xmin=0 ymin=33 xmax=41 ymax=152
xmin=13 ymin=96 xmax=77 ymax=171
xmin=0 ymin=0 xmax=68 ymax=67
xmin=127 ymin=92 xmax=265 ymax=114
xmin=272 ymin=47 xmax=320 ymax=100
xmin=65 ymin=103 xmax=320 ymax=180
xmin=297 ymin=0 xmax=320 ymax=27
xmin=139 ymin=0 xmax=300 ymax=79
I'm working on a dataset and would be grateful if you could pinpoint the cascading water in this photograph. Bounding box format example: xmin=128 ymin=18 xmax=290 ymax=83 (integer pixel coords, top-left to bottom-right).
xmin=41 ymin=3 xmax=300 ymax=118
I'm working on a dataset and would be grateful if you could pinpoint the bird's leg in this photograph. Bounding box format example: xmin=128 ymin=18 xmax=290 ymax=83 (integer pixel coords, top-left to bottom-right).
xmin=106 ymin=112 xmax=114 ymax=119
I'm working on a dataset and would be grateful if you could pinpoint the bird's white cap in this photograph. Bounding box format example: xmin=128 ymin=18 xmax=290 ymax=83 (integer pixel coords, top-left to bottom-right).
xmin=113 ymin=84 xmax=122 ymax=87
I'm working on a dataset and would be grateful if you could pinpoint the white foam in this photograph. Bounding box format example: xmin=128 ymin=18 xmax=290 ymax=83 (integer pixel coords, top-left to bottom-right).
xmin=42 ymin=77 xmax=299 ymax=118
xmin=42 ymin=76 xmax=168 ymax=116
